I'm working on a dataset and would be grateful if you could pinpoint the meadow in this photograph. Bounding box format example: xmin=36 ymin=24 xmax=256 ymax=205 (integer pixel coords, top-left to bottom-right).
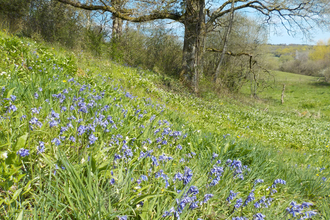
xmin=0 ymin=30 xmax=329 ymax=219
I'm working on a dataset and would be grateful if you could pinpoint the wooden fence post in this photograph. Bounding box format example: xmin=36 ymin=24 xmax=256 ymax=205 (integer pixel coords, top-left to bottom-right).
xmin=281 ymin=84 xmax=285 ymax=104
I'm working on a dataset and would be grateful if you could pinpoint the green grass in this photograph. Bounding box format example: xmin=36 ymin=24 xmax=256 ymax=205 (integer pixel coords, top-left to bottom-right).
xmin=0 ymin=31 xmax=329 ymax=219
xmin=75 ymin=57 xmax=330 ymax=152
xmin=241 ymin=71 xmax=330 ymax=117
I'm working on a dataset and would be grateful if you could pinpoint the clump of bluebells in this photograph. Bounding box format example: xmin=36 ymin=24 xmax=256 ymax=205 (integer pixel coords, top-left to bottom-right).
xmin=285 ymin=201 xmax=317 ymax=219
xmin=223 ymin=177 xmax=289 ymax=219
xmin=37 ymin=141 xmax=45 ymax=154
xmin=17 ymin=148 xmax=29 ymax=157
xmin=160 ymin=154 xmax=291 ymax=219
xmin=162 ymin=185 xmax=214 ymax=219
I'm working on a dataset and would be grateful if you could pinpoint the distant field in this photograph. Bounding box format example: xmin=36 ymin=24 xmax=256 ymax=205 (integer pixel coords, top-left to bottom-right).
xmin=271 ymin=71 xmax=318 ymax=82
xmin=241 ymin=71 xmax=330 ymax=117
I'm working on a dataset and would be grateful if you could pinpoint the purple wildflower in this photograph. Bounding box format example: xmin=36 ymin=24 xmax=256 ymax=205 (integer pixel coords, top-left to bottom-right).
xmin=110 ymin=178 xmax=115 ymax=185
xmin=37 ymin=141 xmax=45 ymax=153
xmin=227 ymin=190 xmax=238 ymax=203
xmin=89 ymin=134 xmax=98 ymax=144
xmin=10 ymin=95 xmax=16 ymax=101
xmin=203 ymin=194 xmax=213 ymax=203
xmin=271 ymin=179 xmax=286 ymax=188
xmin=49 ymin=120 xmax=58 ymax=128
xmin=253 ymin=213 xmax=266 ymax=220
xmin=118 ymin=216 xmax=127 ymax=220
xmin=52 ymin=138 xmax=61 ymax=146
xmin=234 ymin=198 xmax=243 ymax=209
xmin=187 ymin=186 xmax=199 ymax=195
xmin=8 ymin=104 xmax=17 ymax=112
xmin=17 ymin=148 xmax=29 ymax=157
xmin=69 ymin=136 xmax=76 ymax=142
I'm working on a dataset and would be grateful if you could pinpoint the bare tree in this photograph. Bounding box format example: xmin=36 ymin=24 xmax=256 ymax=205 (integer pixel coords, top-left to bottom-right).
xmin=213 ymin=0 xmax=235 ymax=85
xmin=56 ymin=0 xmax=330 ymax=93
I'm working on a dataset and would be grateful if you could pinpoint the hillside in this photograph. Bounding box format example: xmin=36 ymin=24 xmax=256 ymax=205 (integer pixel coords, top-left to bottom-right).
xmin=0 ymin=31 xmax=329 ymax=219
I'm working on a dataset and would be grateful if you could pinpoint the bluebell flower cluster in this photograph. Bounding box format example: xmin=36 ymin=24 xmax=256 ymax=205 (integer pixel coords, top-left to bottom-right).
xmin=228 ymin=159 xmax=250 ymax=180
xmin=29 ymin=117 xmax=43 ymax=130
xmin=271 ymin=179 xmax=286 ymax=188
xmin=182 ymin=166 xmax=193 ymax=185
xmin=17 ymin=148 xmax=29 ymax=157
xmin=52 ymin=138 xmax=61 ymax=146
xmin=254 ymin=179 xmax=264 ymax=187
xmin=155 ymin=170 xmax=170 ymax=188
xmin=243 ymin=189 xmax=255 ymax=207
xmin=254 ymin=196 xmax=272 ymax=209
xmin=37 ymin=141 xmax=45 ymax=154
xmin=286 ymin=201 xmax=316 ymax=219
xmin=163 ymin=185 xmax=212 ymax=219
xmin=253 ymin=213 xmax=265 ymax=220
xmin=117 ymin=215 xmax=127 ymax=220
xmin=202 ymin=194 xmax=213 ymax=204
xmin=8 ymin=104 xmax=17 ymax=112
xmin=10 ymin=95 xmax=16 ymax=101
xmin=234 ymin=198 xmax=243 ymax=209
xmin=110 ymin=178 xmax=115 ymax=185
xmin=226 ymin=190 xmax=238 ymax=203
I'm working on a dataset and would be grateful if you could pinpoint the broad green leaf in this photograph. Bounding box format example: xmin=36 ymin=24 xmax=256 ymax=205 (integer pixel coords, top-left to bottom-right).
xmin=132 ymin=193 xmax=163 ymax=206
xmin=16 ymin=210 xmax=23 ymax=220
xmin=6 ymin=87 xmax=16 ymax=99
xmin=12 ymin=188 xmax=23 ymax=200
xmin=14 ymin=133 xmax=28 ymax=151
xmin=139 ymin=199 xmax=149 ymax=220
xmin=222 ymin=142 xmax=230 ymax=154
xmin=5 ymin=152 xmax=18 ymax=165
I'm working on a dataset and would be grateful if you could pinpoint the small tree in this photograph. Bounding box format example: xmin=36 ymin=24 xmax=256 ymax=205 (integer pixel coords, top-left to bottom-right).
xmin=0 ymin=0 xmax=31 ymax=32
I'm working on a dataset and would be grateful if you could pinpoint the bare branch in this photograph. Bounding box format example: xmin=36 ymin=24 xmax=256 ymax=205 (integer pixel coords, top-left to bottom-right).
xmin=56 ymin=0 xmax=183 ymax=22
xmin=207 ymin=0 xmax=329 ymax=33
xmin=206 ymin=48 xmax=253 ymax=57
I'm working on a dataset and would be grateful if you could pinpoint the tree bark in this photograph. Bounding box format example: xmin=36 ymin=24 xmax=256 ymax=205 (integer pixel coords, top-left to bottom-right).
xmin=181 ymin=0 xmax=205 ymax=94
xmin=112 ymin=16 xmax=123 ymax=39
xmin=111 ymin=0 xmax=123 ymax=39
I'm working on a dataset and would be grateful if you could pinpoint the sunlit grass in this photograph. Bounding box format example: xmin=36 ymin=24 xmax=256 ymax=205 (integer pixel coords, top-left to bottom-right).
xmin=0 ymin=31 xmax=329 ymax=219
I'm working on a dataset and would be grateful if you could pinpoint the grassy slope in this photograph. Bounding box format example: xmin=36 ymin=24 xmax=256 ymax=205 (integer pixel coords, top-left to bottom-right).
xmin=0 ymin=31 xmax=329 ymax=219
xmin=84 ymin=57 xmax=330 ymax=151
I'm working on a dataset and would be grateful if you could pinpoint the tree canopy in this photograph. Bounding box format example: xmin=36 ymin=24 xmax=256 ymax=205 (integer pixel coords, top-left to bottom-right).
xmin=56 ymin=0 xmax=330 ymax=92
xmin=57 ymin=0 xmax=329 ymax=29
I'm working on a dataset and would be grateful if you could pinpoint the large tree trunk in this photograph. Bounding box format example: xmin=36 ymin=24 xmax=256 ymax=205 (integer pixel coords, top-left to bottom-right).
xmin=111 ymin=0 xmax=123 ymax=39
xmin=181 ymin=0 xmax=205 ymax=94
xmin=112 ymin=16 xmax=123 ymax=39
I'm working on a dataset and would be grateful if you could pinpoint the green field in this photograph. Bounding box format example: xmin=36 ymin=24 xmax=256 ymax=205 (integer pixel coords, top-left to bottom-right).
xmin=241 ymin=71 xmax=330 ymax=117
xmin=0 ymin=31 xmax=329 ymax=219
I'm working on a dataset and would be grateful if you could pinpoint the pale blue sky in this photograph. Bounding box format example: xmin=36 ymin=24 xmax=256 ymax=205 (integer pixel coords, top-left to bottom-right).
xmin=269 ymin=29 xmax=330 ymax=45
